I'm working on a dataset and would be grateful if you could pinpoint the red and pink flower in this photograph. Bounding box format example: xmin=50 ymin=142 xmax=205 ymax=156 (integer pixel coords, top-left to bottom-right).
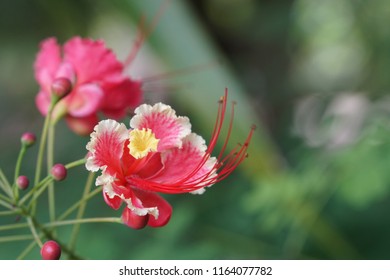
xmin=34 ymin=37 xmax=142 ymax=135
xmin=85 ymin=91 xmax=254 ymax=229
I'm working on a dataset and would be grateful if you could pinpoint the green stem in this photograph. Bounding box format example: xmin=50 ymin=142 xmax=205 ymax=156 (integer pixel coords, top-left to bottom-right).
xmin=44 ymin=217 xmax=122 ymax=228
xmin=58 ymin=186 xmax=101 ymax=221
xmin=27 ymin=217 xmax=43 ymax=247
xmin=65 ymin=158 xmax=86 ymax=169
xmin=0 ymin=168 xmax=13 ymax=199
xmin=47 ymin=121 xmax=56 ymax=228
xmin=34 ymin=111 xmax=51 ymax=186
xmin=12 ymin=146 xmax=28 ymax=202
xmin=14 ymin=146 xmax=27 ymax=183
xmin=0 ymin=193 xmax=13 ymax=204
xmin=31 ymin=109 xmax=52 ymax=215
xmin=20 ymin=176 xmax=52 ymax=207
xmin=0 ymin=199 xmax=14 ymax=211
xmin=69 ymin=172 xmax=95 ymax=250
xmin=17 ymin=241 xmax=37 ymax=260
xmin=0 ymin=234 xmax=33 ymax=243
xmin=0 ymin=209 xmax=20 ymax=216
xmin=0 ymin=222 xmax=28 ymax=232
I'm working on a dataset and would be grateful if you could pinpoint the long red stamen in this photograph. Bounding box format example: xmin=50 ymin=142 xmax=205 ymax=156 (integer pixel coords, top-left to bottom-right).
xmin=167 ymin=89 xmax=229 ymax=184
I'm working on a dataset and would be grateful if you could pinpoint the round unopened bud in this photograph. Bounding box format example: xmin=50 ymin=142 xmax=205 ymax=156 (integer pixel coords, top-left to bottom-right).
xmin=51 ymin=163 xmax=67 ymax=181
xmin=16 ymin=175 xmax=29 ymax=190
xmin=41 ymin=240 xmax=61 ymax=260
xmin=21 ymin=132 xmax=36 ymax=147
xmin=51 ymin=77 xmax=72 ymax=98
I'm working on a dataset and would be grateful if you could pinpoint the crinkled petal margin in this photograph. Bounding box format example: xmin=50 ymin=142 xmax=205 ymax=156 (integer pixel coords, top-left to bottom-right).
xmin=130 ymin=103 xmax=191 ymax=151
xmin=85 ymin=119 xmax=128 ymax=174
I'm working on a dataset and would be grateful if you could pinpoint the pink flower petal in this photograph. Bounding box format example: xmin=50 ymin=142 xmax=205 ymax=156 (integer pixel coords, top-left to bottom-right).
xmin=35 ymin=90 xmax=51 ymax=116
xmin=130 ymin=103 xmax=191 ymax=151
xmin=101 ymin=78 xmax=143 ymax=119
xmin=132 ymin=189 xmax=172 ymax=228
xmin=86 ymin=119 xmax=129 ymax=175
xmin=34 ymin=37 xmax=61 ymax=93
xmin=67 ymin=84 xmax=104 ymax=117
xmin=152 ymin=133 xmax=217 ymax=191
xmin=99 ymin=172 xmax=131 ymax=209
xmin=63 ymin=37 xmax=124 ymax=84
xmin=103 ymin=190 xmax=122 ymax=210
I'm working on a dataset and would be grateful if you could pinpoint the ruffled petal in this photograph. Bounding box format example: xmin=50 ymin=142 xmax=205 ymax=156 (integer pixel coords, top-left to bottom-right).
xmin=85 ymin=119 xmax=128 ymax=175
xmin=34 ymin=37 xmax=61 ymax=93
xmin=67 ymin=84 xmax=104 ymax=117
xmin=132 ymin=190 xmax=172 ymax=228
xmin=99 ymin=172 xmax=132 ymax=210
xmin=63 ymin=37 xmax=124 ymax=84
xmin=103 ymin=190 xmax=122 ymax=210
xmin=130 ymin=103 xmax=191 ymax=151
xmin=153 ymin=133 xmax=217 ymax=192
xmin=121 ymin=189 xmax=172 ymax=227
xmin=97 ymin=169 xmax=171 ymax=228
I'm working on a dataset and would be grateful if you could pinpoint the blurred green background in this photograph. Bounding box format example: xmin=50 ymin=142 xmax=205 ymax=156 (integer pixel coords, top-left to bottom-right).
xmin=1 ymin=0 xmax=390 ymax=259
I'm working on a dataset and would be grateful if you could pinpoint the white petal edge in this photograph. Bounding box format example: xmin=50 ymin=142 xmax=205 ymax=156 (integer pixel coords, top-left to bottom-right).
xmin=130 ymin=102 xmax=192 ymax=148
xmin=100 ymin=173 xmax=159 ymax=219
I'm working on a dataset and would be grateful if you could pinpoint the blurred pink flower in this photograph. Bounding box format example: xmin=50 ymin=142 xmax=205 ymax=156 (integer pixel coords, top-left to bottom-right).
xmin=34 ymin=37 xmax=142 ymax=135
xmin=85 ymin=91 xmax=254 ymax=229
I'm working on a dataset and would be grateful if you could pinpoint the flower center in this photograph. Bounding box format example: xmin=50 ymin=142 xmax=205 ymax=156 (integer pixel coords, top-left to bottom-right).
xmin=128 ymin=128 xmax=159 ymax=159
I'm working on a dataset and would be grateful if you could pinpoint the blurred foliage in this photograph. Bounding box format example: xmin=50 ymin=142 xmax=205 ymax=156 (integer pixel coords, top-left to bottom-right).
xmin=1 ymin=0 xmax=390 ymax=260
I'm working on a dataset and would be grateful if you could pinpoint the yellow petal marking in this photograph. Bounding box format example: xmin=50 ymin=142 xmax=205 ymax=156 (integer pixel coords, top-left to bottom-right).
xmin=128 ymin=128 xmax=159 ymax=159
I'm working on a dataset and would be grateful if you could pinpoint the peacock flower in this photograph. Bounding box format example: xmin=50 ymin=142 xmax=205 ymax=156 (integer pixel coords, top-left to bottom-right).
xmin=85 ymin=90 xmax=255 ymax=229
xmin=34 ymin=37 xmax=142 ymax=135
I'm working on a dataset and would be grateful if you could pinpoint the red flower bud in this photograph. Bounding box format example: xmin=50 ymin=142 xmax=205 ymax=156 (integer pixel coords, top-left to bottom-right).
xmin=16 ymin=175 xmax=29 ymax=190
xmin=21 ymin=132 xmax=36 ymax=147
xmin=51 ymin=164 xmax=67 ymax=181
xmin=41 ymin=240 xmax=61 ymax=260
xmin=51 ymin=77 xmax=72 ymax=99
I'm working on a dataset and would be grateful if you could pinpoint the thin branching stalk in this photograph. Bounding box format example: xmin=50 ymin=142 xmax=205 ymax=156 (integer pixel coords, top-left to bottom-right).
xmin=0 ymin=169 xmax=13 ymax=199
xmin=69 ymin=172 xmax=95 ymax=250
xmin=0 ymin=209 xmax=20 ymax=217
xmin=0 ymin=222 xmax=28 ymax=232
xmin=13 ymin=145 xmax=27 ymax=202
xmin=0 ymin=234 xmax=33 ymax=243
xmin=17 ymin=241 xmax=37 ymax=260
xmin=44 ymin=217 xmax=122 ymax=228
xmin=19 ymin=176 xmax=52 ymax=206
xmin=65 ymin=158 xmax=86 ymax=169
xmin=47 ymin=122 xmax=56 ymax=232
xmin=58 ymin=186 xmax=102 ymax=221
xmin=27 ymin=217 xmax=42 ymax=247
xmin=0 ymin=199 xmax=14 ymax=211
